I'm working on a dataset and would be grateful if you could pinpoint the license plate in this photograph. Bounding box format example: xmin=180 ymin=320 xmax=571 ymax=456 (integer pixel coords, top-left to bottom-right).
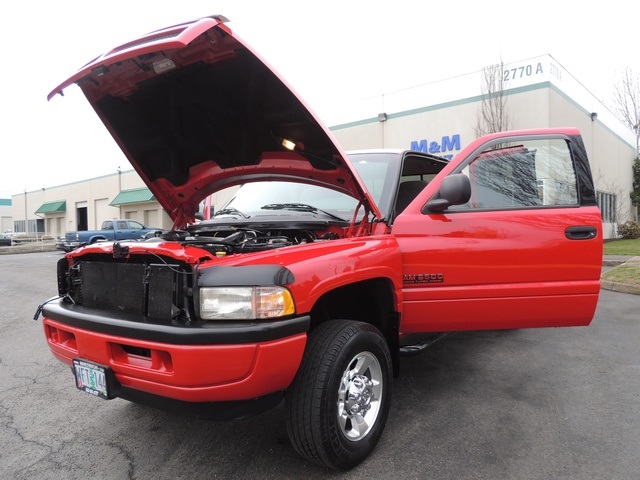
xmin=72 ymin=359 xmax=111 ymax=399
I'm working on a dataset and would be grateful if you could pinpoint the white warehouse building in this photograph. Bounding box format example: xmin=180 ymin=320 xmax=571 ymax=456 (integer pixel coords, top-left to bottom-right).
xmin=7 ymin=54 xmax=637 ymax=240
xmin=327 ymin=55 xmax=637 ymax=239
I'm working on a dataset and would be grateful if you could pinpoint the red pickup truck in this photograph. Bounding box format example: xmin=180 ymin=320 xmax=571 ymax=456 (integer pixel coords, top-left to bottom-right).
xmin=39 ymin=16 xmax=602 ymax=470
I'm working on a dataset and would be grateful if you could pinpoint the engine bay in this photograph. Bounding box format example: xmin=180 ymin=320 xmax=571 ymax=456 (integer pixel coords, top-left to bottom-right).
xmin=145 ymin=224 xmax=344 ymax=255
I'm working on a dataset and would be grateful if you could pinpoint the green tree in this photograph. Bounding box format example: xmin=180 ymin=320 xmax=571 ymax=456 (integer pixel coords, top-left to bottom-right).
xmin=632 ymin=157 xmax=640 ymax=207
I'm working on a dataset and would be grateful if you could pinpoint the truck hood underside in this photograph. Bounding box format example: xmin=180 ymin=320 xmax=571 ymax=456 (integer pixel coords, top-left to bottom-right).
xmin=48 ymin=16 xmax=380 ymax=226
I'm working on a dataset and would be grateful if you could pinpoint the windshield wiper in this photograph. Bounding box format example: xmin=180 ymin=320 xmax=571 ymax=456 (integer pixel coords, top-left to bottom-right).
xmin=213 ymin=207 xmax=250 ymax=219
xmin=261 ymin=203 xmax=346 ymax=222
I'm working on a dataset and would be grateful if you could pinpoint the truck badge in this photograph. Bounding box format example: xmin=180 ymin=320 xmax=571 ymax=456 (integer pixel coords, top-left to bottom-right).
xmin=403 ymin=273 xmax=444 ymax=284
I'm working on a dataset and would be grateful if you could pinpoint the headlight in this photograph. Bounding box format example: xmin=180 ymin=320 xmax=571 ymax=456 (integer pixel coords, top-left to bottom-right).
xmin=199 ymin=286 xmax=295 ymax=320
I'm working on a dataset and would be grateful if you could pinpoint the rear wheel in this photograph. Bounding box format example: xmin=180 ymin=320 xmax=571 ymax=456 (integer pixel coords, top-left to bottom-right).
xmin=285 ymin=320 xmax=392 ymax=470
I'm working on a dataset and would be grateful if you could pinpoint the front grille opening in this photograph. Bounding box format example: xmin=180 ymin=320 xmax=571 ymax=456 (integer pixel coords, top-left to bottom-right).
xmin=65 ymin=256 xmax=193 ymax=322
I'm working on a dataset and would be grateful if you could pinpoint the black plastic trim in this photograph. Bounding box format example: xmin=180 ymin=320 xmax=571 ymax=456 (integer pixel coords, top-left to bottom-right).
xmin=79 ymin=366 xmax=286 ymax=419
xmin=43 ymin=299 xmax=309 ymax=345
xmin=57 ymin=257 xmax=69 ymax=296
xmin=197 ymin=264 xmax=295 ymax=286
xmin=116 ymin=386 xmax=284 ymax=420
xmin=567 ymin=134 xmax=597 ymax=206
xmin=565 ymin=225 xmax=598 ymax=240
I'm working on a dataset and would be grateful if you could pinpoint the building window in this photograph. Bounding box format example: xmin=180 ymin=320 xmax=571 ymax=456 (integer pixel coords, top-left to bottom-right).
xmin=596 ymin=191 xmax=617 ymax=223
xmin=29 ymin=219 xmax=45 ymax=233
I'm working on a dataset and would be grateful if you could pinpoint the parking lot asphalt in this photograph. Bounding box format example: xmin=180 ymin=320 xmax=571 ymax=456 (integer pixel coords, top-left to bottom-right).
xmin=1 ymin=251 xmax=639 ymax=479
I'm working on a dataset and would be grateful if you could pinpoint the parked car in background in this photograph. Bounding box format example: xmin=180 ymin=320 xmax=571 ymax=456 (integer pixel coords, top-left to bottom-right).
xmin=0 ymin=234 xmax=13 ymax=246
xmin=56 ymin=219 xmax=161 ymax=252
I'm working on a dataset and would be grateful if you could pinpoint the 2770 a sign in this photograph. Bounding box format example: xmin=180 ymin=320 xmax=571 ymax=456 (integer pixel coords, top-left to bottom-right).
xmin=503 ymin=62 xmax=543 ymax=81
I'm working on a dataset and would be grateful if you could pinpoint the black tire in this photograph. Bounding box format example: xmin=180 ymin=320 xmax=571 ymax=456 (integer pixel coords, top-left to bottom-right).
xmin=285 ymin=320 xmax=392 ymax=470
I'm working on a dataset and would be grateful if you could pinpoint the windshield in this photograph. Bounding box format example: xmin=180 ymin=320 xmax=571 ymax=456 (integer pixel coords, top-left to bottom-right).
xmin=218 ymin=182 xmax=358 ymax=222
xmin=216 ymin=152 xmax=401 ymax=221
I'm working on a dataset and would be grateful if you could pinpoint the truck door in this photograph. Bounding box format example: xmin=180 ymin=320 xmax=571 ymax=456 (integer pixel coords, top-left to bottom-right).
xmin=392 ymin=129 xmax=602 ymax=333
xmin=115 ymin=220 xmax=144 ymax=240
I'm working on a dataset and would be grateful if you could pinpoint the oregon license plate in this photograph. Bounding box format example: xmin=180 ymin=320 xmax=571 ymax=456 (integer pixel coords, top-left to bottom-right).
xmin=72 ymin=359 xmax=110 ymax=399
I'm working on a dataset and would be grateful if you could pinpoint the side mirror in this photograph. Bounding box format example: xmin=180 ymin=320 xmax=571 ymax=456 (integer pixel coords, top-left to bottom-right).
xmin=424 ymin=174 xmax=471 ymax=213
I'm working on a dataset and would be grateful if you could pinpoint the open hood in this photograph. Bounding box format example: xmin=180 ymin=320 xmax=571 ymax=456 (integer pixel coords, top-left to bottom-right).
xmin=49 ymin=15 xmax=381 ymax=226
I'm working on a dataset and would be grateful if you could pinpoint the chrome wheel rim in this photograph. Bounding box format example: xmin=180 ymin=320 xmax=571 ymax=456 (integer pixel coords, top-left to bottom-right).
xmin=337 ymin=351 xmax=383 ymax=442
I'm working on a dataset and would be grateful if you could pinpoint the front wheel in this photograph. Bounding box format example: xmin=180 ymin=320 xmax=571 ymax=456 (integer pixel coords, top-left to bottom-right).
xmin=285 ymin=320 xmax=392 ymax=470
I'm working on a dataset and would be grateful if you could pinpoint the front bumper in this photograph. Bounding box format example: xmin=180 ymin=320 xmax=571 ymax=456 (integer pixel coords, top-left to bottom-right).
xmin=42 ymin=299 xmax=309 ymax=405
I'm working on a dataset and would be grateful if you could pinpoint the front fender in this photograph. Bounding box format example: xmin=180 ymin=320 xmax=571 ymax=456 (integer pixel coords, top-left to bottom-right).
xmin=263 ymin=236 xmax=403 ymax=314
xmin=195 ymin=236 xmax=403 ymax=315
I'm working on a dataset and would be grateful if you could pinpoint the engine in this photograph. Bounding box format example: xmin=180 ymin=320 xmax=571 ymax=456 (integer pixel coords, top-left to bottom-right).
xmin=145 ymin=227 xmax=342 ymax=255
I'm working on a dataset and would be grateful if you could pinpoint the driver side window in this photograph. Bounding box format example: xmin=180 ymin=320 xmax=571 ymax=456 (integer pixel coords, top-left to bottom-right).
xmin=450 ymin=138 xmax=578 ymax=211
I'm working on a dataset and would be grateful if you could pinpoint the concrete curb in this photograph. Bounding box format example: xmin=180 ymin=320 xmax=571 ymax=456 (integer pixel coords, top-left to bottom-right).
xmin=603 ymin=259 xmax=627 ymax=267
xmin=600 ymin=279 xmax=640 ymax=295
xmin=0 ymin=242 xmax=58 ymax=255
xmin=600 ymin=256 xmax=640 ymax=296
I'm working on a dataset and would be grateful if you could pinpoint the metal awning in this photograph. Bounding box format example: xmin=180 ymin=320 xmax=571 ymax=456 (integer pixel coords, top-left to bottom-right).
xmin=110 ymin=187 xmax=156 ymax=206
xmin=35 ymin=200 xmax=66 ymax=214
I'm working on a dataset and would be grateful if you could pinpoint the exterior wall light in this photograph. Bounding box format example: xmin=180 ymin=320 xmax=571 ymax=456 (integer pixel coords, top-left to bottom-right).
xmin=591 ymin=112 xmax=598 ymax=121
xmin=378 ymin=113 xmax=387 ymax=122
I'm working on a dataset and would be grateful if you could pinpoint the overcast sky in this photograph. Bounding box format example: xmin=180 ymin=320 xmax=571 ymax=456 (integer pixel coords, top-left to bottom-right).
xmin=1 ymin=0 xmax=638 ymax=198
